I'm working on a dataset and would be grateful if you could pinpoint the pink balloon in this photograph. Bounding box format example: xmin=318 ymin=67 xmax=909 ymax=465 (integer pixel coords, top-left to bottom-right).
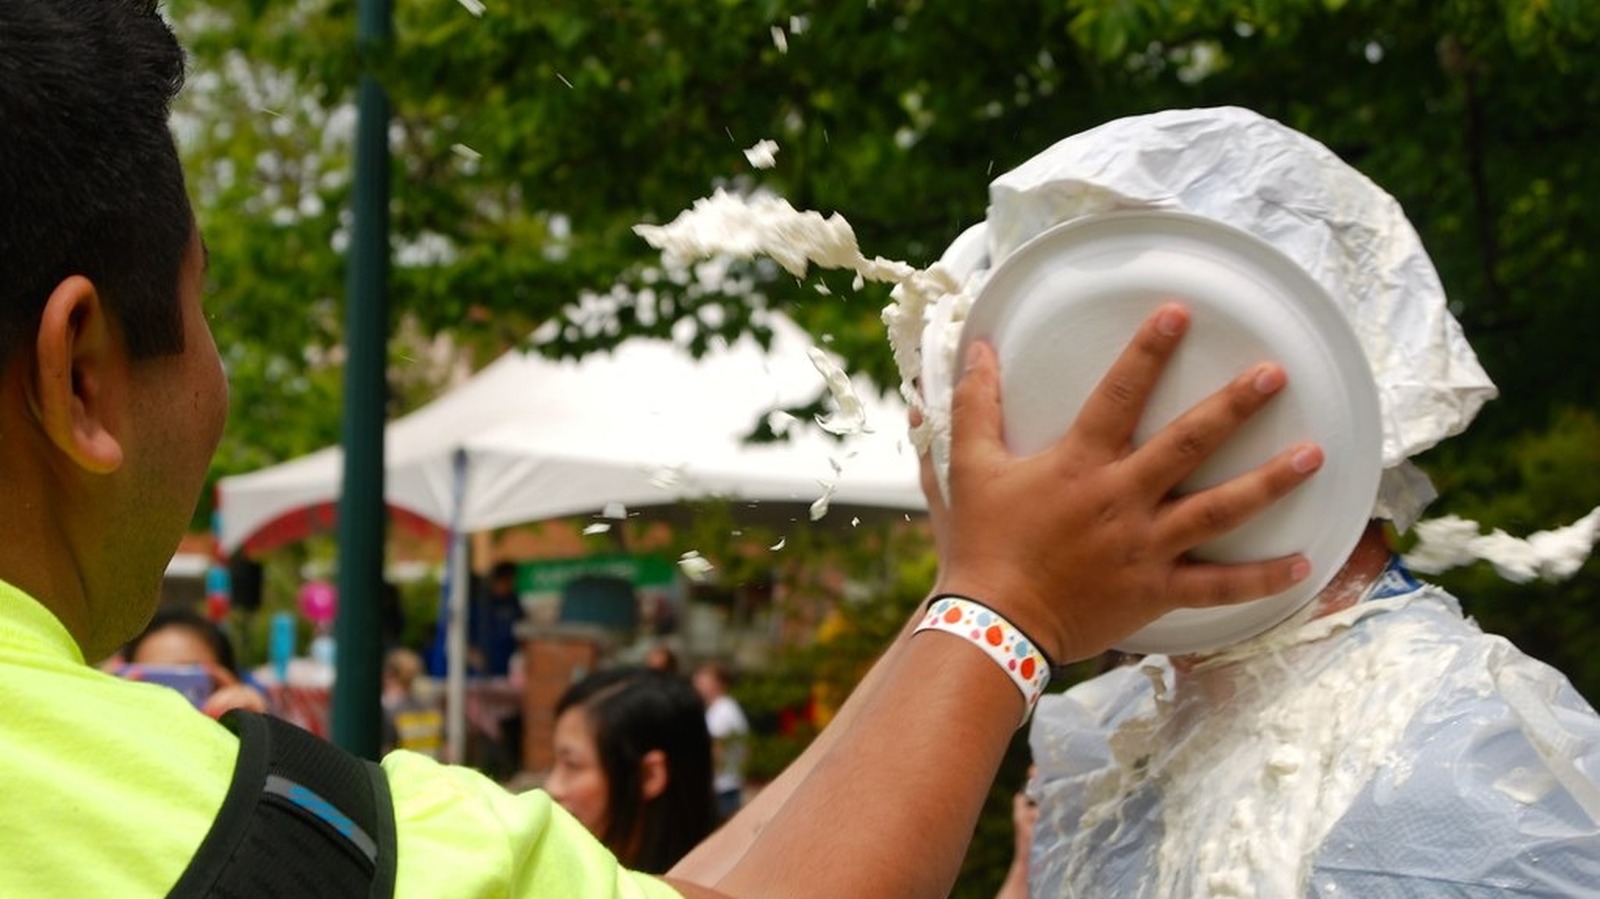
xmin=297 ymin=581 xmax=338 ymax=625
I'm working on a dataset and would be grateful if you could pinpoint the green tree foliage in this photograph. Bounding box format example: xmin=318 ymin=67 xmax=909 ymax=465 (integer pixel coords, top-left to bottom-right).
xmin=174 ymin=9 xmax=1600 ymax=883
xmin=173 ymin=0 xmax=1599 ymax=697
xmin=165 ymin=10 xmax=1600 ymax=894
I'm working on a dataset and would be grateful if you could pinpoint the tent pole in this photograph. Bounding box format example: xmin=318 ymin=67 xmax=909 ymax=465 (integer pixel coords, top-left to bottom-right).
xmin=446 ymin=526 xmax=469 ymax=764
xmin=443 ymin=447 xmax=470 ymax=764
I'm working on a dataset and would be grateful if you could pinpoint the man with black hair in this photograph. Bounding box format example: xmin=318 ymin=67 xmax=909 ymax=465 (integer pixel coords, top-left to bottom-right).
xmin=0 ymin=3 xmax=1322 ymax=896
xmin=470 ymin=560 xmax=525 ymax=678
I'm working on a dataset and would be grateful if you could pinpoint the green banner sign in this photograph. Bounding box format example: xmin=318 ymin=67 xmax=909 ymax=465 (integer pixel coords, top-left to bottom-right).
xmin=516 ymin=554 xmax=677 ymax=598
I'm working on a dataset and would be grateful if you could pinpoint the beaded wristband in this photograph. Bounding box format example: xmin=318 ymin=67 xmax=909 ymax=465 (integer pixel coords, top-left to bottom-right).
xmin=914 ymin=594 xmax=1052 ymax=723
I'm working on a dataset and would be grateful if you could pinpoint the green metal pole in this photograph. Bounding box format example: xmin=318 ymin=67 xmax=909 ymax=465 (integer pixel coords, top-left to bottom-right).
xmin=332 ymin=0 xmax=393 ymax=759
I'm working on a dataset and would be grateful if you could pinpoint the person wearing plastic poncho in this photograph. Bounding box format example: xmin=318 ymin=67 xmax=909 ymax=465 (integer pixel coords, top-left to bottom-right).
xmin=911 ymin=107 xmax=1600 ymax=898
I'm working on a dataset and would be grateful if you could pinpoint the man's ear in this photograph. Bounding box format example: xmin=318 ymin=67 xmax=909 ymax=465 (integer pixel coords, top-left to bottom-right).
xmin=32 ymin=275 xmax=125 ymax=474
xmin=640 ymin=749 xmax=670 ymax=801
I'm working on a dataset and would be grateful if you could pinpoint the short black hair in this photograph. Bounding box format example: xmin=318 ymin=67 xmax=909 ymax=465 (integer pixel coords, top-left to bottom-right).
xmin=0 ymin=0 xmax=191 ymax=368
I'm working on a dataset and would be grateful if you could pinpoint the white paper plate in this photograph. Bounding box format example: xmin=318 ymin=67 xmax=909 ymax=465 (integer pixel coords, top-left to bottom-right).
xmin=956 ymin=210 xmax=1382 ymax=655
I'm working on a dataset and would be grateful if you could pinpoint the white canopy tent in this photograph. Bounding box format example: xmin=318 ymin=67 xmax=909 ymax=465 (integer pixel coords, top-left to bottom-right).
xmin=215 ymin=311 xmax=925 ymax=759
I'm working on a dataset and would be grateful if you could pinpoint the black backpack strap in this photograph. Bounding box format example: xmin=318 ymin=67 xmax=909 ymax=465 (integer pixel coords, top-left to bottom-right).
xmin=166 ymin=710 xmax=397 ymax=899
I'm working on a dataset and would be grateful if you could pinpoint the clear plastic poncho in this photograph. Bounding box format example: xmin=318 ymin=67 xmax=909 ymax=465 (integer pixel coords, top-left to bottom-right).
xmin=1028 ymin=567 xmax=1600 ymax=898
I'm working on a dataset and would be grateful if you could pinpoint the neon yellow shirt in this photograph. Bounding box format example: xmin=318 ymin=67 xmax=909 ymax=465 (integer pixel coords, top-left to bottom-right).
xmin=0 ymin=580 xmax=682 ymax=898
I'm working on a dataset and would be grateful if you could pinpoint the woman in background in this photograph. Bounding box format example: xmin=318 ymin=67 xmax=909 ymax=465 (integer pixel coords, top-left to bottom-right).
xmin=545 ymin=666 xmax=716 ymax=873
xmin=120 ymin=608 xmax=269 ymax=718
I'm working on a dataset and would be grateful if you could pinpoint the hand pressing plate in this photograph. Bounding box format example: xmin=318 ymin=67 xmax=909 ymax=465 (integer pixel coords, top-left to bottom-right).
xmin=957 ymin=210 xmax=1382 ymax=655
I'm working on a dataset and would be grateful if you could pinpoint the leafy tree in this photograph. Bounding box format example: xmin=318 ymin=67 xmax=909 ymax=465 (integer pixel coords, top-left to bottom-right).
xmin=172 ymin=0 xmax=1600 ymax=884
xmin=174 ymin=0 xmax=1598 ymax=692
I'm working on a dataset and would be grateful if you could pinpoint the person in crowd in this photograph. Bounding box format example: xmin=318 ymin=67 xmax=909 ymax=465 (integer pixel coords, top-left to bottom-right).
xmin=691 ymin=661 xmax=750 ymax=819
xmin=381 ymin=647 xmax=444 ymax=759
xmin=119 ymin=607 xmax=269 ymax=718
xmin=547 ymin=667 xmax=717 ymax=873
xmin=470 ymin=560 xmax=526 ymax=678
xmin=0 ymin=3 xmax=1323 ymax=895
xmin=643 ymin=642 xmax=681 ymax=675
xmin=468 ymin=561 xmax=527 ymax=776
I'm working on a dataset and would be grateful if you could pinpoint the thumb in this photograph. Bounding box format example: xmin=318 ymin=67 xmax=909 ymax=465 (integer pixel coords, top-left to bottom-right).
xmin=950 ymin=341 xmax=1006 ymax=466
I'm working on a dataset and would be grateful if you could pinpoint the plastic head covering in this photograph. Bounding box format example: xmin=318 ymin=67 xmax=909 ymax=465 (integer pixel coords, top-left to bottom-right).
xmin=913 ymin=106 xmax=1498 ymax=531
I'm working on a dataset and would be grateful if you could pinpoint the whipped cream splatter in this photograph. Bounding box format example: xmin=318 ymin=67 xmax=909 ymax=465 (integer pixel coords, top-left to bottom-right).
xmin=1404 ymin=506 xmax=1600 ymax=583
xmin=677 ymin=550 xmax=714 ymax=581
xmin=809 ymin=480 xmax=837 ymax=521
xmin=805 ymin=346 xmax=866 ymax=435
xmin=634 ymin=188 xmax=967 ymax=451
xmin=634 ymin=188 xmax=911 ymax=283
xmin=744 ymin=139 xmax=780 ymax=169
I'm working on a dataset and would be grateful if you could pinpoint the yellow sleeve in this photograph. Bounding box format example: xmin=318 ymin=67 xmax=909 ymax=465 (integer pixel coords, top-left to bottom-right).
xmin=382 ymin=750 xmax=683 ymax=899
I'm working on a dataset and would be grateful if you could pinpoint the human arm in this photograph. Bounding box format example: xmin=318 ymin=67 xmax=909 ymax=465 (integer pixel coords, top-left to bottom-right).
xmin=668 ymin=371 xmax=962 ymax=884
xmin=668 ymin=399 xmax=956 ymax=884
xmin=669 ymin=303 xmax=1321 ymax=897
xmin=994 ymin=770 xmax=1039 ymax=899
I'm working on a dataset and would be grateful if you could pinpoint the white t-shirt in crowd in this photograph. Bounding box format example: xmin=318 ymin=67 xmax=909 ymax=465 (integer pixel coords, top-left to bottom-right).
xmin=704 ymin=694 xmax=749 ymax=794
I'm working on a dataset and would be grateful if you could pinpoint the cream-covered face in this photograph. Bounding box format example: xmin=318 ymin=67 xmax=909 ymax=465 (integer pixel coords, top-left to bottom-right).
xmin=546 ymin=707 xmax=610 ymax=837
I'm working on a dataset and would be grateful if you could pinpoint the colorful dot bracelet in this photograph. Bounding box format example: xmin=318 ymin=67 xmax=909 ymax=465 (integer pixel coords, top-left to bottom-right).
xmin=914 ymin=594 xmax=1052 ymax=723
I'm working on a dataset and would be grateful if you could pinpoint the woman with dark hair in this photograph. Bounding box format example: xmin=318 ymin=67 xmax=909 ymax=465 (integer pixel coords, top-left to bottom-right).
xmin=546 ymin=667 xmax=717 ymax=873
xmin=119 ymin=607 xmax=268 ymax=718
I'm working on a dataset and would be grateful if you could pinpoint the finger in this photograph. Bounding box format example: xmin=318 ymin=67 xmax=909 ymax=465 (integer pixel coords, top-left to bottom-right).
xmin=917 ymin=439 xmax=944 ymax=513
xmin=949 ymin=341 xmax=1005 ymax=468
xmin=204 ymin=661 xmax=241 ymax=689
xmin=1155 ymin=440 xmax=1323 ymax=551
xmin=1165 ymin=553 xmax=1314 ymax=609
xmin=1126 ymin=361 xmax=1288 ymax=496
xmin=908 ymin=408 xmax=948 ymax=520
xmin=1072 ymin=303 xmax=1190 ymax=454
xmin=202 ymin=685 xmax=269 ymax=718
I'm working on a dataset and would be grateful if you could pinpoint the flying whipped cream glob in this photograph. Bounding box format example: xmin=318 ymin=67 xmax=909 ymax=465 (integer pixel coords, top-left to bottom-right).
xmin=632 ymin=186 xmax=962 ymax=444
xmin=632 ymin=187 xmax=933 ymax=522
xmin=632 ymin=131 xmax=1598 ymax=585
xmin=1407 ymin=508 xmax=1600 ymax=584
